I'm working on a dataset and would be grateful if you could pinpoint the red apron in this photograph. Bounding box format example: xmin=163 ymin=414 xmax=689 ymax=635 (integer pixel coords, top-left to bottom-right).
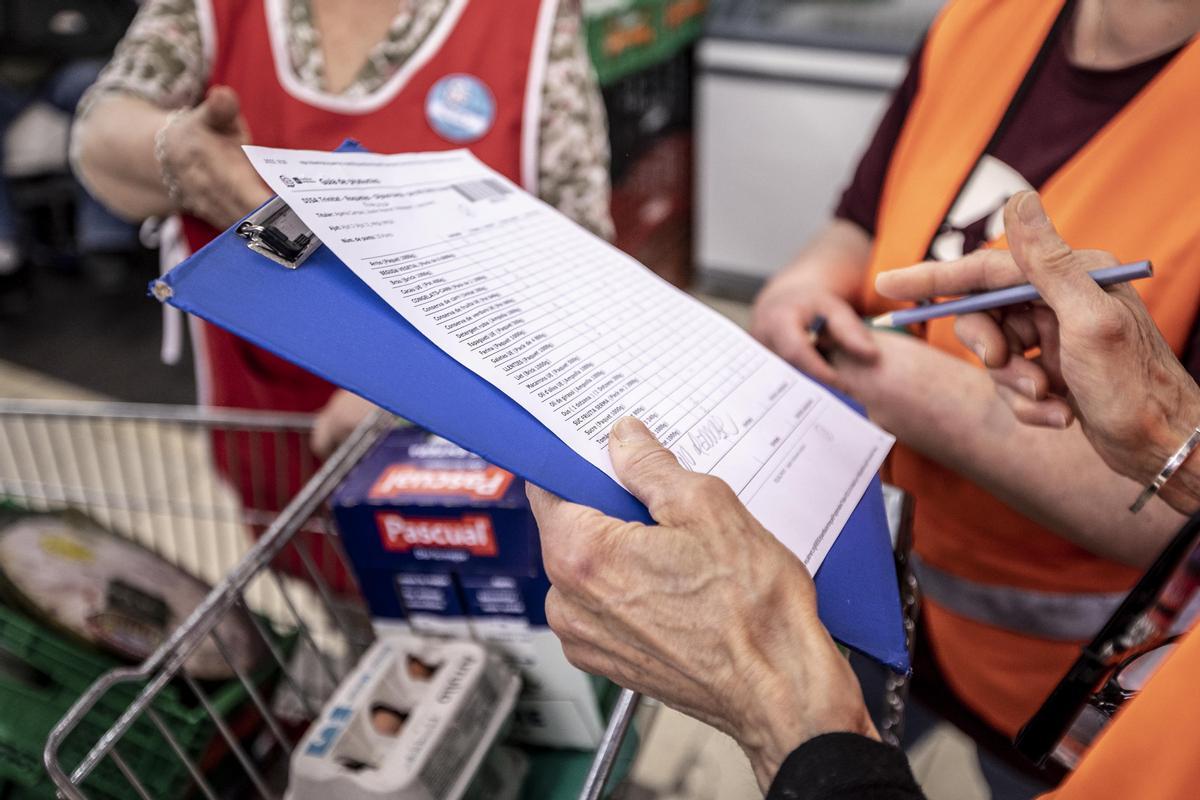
xmin=186 ymin=0 xmax=553 ymax=412
xmin=184 ymin=0 xmax=556 ymax=592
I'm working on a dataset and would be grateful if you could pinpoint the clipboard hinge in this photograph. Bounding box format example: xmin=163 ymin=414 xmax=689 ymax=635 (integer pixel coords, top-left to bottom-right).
xmin=236 ymin=197 xmax=321 ymax=269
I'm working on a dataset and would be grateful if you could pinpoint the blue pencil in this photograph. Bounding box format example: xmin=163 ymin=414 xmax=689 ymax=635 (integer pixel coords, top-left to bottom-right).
xmin=868 ymin=261 xmax=1153 ymax=328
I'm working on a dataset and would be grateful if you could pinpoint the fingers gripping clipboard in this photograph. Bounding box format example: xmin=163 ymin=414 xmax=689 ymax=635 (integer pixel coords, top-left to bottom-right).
xmin=154 ymin=142 xmax=909 ymax=673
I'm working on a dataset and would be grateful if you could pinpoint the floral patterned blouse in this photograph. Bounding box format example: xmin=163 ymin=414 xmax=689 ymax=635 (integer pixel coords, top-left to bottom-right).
xmin=81 ymin=0 xmax=613 ymax=238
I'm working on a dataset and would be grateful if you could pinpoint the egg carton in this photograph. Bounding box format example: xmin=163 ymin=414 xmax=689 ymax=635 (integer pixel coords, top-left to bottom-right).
xmin=288 ymin=635 xmax=520 ymax=800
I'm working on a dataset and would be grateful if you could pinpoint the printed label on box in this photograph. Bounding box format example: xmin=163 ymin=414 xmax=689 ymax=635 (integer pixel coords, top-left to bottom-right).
xmin=370 ymin=465 xmax=514 ymax=501
xmin=377 ymin=512 xmax=497 ymax=558
xmin=460 ymin=575 xmax=526 ymax=617
xmin=396 ymin=573 xmax=461 ymax=614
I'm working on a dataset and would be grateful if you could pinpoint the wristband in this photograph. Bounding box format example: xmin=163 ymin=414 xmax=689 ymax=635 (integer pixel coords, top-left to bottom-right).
xmin=1130 ymin=426 xmax=1200 ymax=512
xmin=153 ymin=109 xmax=188 ymax=208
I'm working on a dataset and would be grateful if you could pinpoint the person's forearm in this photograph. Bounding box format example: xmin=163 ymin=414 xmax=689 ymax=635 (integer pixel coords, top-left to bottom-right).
xmin=838 ymin=333 xmax=1186 ymax=567
xmin=767 ymin=219 xmax=874 ymax=303
xmin=72 ymin=93 xmax=176 ymax=221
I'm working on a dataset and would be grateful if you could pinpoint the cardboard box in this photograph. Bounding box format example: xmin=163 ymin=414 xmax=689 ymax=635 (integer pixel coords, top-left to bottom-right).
xmin=332 ymin=430 xmax=605 ymax=749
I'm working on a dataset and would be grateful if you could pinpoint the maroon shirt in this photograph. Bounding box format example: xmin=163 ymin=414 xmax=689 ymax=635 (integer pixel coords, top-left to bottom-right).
xmin=837 ymin=26 xmax=1180 ymax=248
xmin=835 ymin=12 xmax=1198 ymax=368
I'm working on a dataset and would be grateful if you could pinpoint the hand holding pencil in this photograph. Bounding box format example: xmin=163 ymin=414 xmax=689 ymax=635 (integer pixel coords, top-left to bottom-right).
xmin=751 ymin=276 xmax=879 ymax=387
xmin=876 ymin=192 xmax=1195 ymax=496
xmin=869 ymin=261 xmax=1151 ymax=329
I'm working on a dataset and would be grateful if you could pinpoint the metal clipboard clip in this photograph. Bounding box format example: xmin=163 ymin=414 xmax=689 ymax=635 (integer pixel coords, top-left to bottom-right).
xmin=235 ymin=196 xmax=321 ymax=269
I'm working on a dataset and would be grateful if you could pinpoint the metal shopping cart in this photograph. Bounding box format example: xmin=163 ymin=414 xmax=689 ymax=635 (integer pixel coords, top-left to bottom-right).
xmin=0 ymin=399 xmax=637 ymax=800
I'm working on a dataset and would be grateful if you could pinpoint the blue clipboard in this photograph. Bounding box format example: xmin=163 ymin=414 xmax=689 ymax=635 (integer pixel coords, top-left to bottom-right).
xmin=155 ymin=146 xmax=909 ymax=672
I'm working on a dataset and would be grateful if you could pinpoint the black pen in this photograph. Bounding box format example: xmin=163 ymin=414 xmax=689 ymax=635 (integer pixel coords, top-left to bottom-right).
xmin=807 ymin=315 xmax=833 ymax=360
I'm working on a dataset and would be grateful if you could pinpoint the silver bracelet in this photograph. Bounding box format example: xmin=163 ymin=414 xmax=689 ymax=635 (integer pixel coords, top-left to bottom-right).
xmin=1130 ymin=425 xmax=1200 ymax=513
xmin=153 ymin=109 xmax=188 ymax=208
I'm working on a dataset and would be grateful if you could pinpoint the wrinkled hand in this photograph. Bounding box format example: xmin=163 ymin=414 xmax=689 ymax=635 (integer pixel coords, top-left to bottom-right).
xmin=751 ymin=275 xmax=878 ymax=388
xmin=311 ymin=390 xmax=381 ymax=459
xmin=876 ymin=192 xmax=1200 ymax=499
xmin=529 ymin=417 xmax=875 ymax=790
xmin=158 ymin=85 xmax=272 ymax=230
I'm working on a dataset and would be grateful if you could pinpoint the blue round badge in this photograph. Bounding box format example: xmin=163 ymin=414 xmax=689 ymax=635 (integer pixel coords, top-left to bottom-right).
xmin=425 ymin=74 xmax=496 ymax=144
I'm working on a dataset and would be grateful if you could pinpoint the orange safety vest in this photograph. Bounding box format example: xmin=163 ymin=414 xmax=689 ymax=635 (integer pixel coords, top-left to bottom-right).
xmin=861 ymin=0 xmax=1200 ymax=736
xmin=1040 ymin=624 xmax=1200 ymax=799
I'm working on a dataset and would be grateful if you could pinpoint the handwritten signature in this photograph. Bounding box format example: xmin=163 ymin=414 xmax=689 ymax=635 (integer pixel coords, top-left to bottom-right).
xmin=672 ymin=413 xmax=741 ymax=470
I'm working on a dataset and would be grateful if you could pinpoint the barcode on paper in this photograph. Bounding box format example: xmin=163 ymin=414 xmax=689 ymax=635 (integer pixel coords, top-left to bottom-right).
xmin=451 ymin=179 xmax=513 ymax=202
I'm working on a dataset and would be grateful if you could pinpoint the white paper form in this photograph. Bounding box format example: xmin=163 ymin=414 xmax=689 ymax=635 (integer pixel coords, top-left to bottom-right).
xmin=244 ymin=147 xmax=894 ymax=570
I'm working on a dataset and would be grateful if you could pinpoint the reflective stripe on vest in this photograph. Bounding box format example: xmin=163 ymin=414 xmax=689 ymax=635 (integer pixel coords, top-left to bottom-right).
xmin=912 ymin=554 xmax=1126 ymax=642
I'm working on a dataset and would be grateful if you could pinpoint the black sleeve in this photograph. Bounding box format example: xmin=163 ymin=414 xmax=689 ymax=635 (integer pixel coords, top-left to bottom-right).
xmin=765 ymin=733 xmax=926 ymax=800
xmin=832 ymin=35 xmax=926 ymax=237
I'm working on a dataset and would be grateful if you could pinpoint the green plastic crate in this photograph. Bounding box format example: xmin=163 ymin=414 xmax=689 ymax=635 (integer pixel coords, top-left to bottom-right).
xmin=585 ymin=0 xmax=708 ymax=85
xmin=0 ymin=602 xmax=279 ymax=800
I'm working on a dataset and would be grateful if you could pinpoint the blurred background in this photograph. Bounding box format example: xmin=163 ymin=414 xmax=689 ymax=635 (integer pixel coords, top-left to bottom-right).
xmin=0 ymin=0 xmax=943 ymax=403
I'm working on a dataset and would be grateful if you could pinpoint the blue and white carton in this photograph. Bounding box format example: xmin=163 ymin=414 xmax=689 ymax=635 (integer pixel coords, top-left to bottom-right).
xmin=332 ymin=429 xmax=606 ymax=749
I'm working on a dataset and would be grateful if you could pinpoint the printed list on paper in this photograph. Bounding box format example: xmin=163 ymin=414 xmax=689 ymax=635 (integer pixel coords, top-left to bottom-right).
xmin=243 ymin=147 xmax=895 ymax=571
